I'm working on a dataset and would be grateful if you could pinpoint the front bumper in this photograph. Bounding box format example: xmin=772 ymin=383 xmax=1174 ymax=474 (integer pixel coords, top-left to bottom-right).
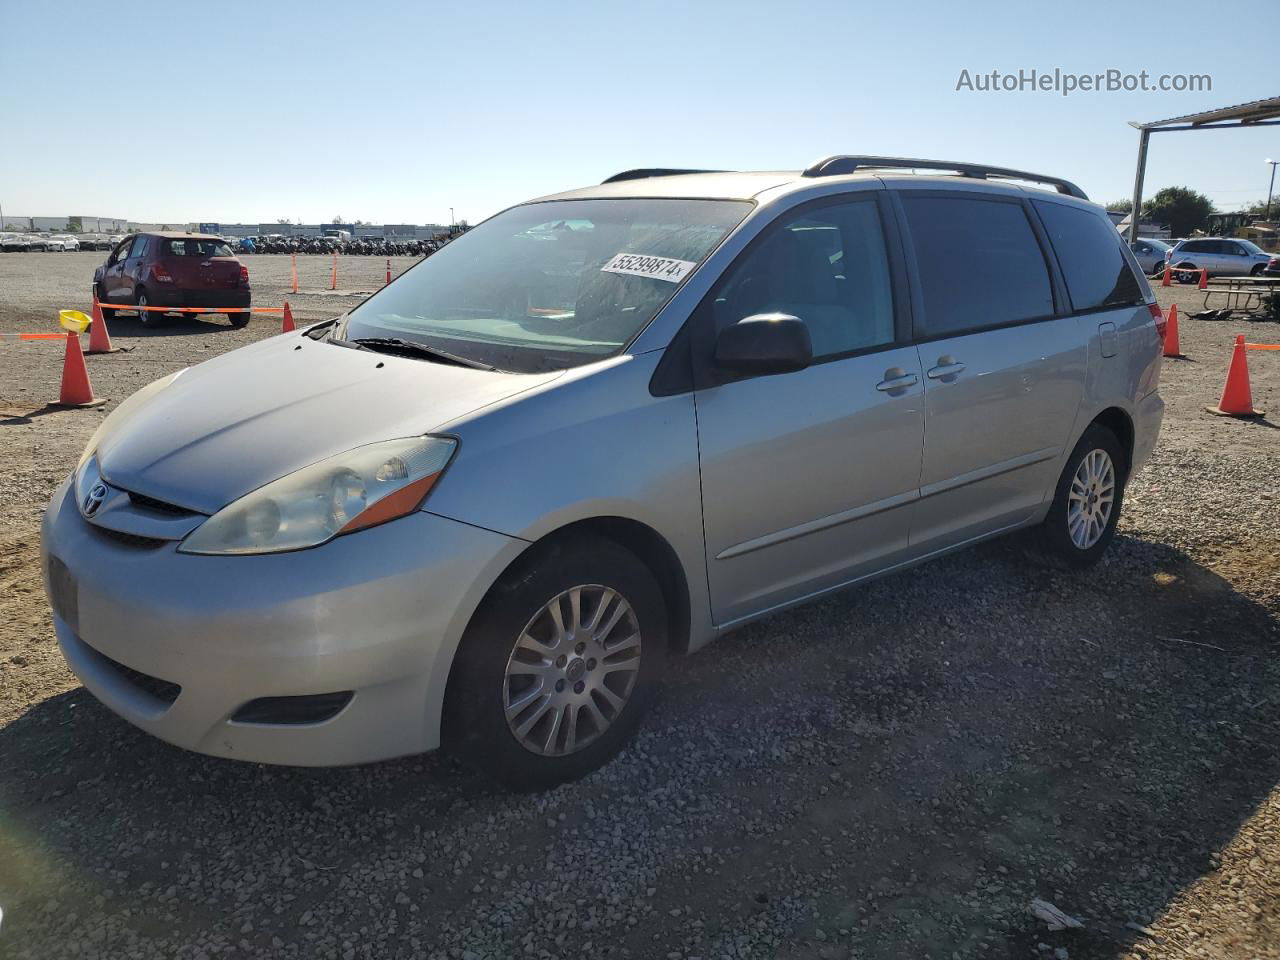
xmin=40 ymin=476 xmax=525 ymax=766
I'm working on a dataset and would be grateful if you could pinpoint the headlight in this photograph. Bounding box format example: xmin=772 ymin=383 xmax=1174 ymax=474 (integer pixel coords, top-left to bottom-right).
xmin=77 ymin=368 xmax=187 ymax=470
xmin=177 ymin=436 xmax=457 ymax=556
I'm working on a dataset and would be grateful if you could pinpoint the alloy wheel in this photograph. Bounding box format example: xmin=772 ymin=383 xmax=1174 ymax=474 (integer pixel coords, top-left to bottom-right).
xmin=1066 ymin=449 xmax=1115 ymax=550
xmin=503 ymin=584 xmax=642 ymax=756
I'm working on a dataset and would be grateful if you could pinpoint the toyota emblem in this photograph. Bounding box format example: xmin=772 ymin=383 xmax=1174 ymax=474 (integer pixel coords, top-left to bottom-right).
xmin=82 ymin=482 xmax=108 ymax=518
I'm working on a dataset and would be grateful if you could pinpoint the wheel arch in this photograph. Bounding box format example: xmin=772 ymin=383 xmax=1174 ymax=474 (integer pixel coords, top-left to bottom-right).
xmin=1087 ymin=406 xmax=1135 ymax=474
xmin=522 ymin=517 xmax=692 ymax=657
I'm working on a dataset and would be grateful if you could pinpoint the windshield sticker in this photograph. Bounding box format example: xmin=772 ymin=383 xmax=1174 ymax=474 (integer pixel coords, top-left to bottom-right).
xmin=601 ymin=252 xmax=697 ymax=283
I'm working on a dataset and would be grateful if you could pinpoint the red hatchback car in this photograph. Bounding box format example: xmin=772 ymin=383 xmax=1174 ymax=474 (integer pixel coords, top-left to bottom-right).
xmin=94 ymin=232 xmax=252 ymax=328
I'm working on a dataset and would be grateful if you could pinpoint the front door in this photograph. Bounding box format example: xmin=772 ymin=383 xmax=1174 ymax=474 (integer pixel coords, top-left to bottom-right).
xmin=694 ymin=194 xmax=925 ymax=625
xmin=120 ymin=234 xmax=149 ymax=304
xmin=101 ymin=238 xmax=133 ymax=302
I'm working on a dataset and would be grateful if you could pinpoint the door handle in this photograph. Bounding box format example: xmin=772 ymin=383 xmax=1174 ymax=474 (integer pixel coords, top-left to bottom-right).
xmin=927 ymin=359 xmax=966 ymax=380
xmin=876 ymin=370 xmax=919 ymax=392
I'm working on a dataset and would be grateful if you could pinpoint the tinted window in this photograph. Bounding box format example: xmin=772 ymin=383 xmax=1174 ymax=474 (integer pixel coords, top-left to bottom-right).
xmin=710 ymin=199 xmax=895 ymax=358
xmin=1034 ymin=201 xmax=1143 ymax=312
xmin=131 ymin=236 xmax=149 ymax=259
xmin=164 ymin=238 xmax=234 ymax=257
xmin=1180 ymin=240 xmax=1207 ymax=254
xmin=112 ymin=239 xmax=132 ymax=263
xmin=900 ymin=195 xmax=1053 ymax=337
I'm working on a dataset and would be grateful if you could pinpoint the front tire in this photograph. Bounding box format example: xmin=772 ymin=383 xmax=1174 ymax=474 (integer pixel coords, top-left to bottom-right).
xmin=445 ymin=536 xmax=667 ymax=791
xmin=95 ymin=284 xmax=116 ymax=320
xmin=1029 ymin=424 xmax=1126 ymax=570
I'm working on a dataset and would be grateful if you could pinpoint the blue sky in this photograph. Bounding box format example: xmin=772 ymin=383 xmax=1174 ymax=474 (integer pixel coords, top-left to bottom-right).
xmin=1 ymin=0 xmax=1275 ymax=225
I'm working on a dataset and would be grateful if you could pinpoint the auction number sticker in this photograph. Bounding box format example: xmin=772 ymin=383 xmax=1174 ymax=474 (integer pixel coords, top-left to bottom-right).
xmin=601 ymin=252 xmax=696 ymax=283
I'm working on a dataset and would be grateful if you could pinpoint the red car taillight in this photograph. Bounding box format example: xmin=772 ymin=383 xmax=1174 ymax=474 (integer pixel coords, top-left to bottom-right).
xmin=152 ymin=263 xmax=173 ymax=283
xmin=1149 ymin=301 xmax=1166 ymax=341
xmin=239 ymin=264 xmax=249 ymax=285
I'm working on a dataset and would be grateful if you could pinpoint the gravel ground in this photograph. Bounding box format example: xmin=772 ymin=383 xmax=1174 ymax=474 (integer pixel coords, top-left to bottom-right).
xmin=0 ymin=253 xmax=1277 ymax=960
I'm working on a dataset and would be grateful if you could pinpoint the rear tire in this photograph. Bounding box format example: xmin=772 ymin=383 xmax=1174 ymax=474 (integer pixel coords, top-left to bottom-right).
xmin=444 ymin=535 xmax=667 ymax=791
xmin=1028 ymin=424 xmax=1126 ymax=570
xmin=228 ymin=310 xmax=251 ymax=328
xmin=136 ymin=289 xmax=162 ymax=329
xmin=1174 ymin=262 xmax=1199 ymax=284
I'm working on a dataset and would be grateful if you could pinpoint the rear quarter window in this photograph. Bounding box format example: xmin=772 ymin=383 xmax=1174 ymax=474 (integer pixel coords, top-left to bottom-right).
xmin=1033 ymin=201 xmax=1143 ymax=312
xmin=899 ymin=195 xmax=1054 ymax=338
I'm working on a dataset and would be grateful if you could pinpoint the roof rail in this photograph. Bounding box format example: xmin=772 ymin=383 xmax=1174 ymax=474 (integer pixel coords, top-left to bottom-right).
xmin=801 ymin=155 xmax=1088 ymax=200
xmin=601 ymin=168 xmax=724 ymax=184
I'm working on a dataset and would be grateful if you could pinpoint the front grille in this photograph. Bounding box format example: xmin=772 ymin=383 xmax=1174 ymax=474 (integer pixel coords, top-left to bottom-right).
xmin=128 ymin=491 xmax=198 ymax=517
xmin=90 ymin=525 xmax=166 ymax=550
xmin=99 ymin=650 xmax=181 ymax=705
xmin=231 ymin=692 xmax=354 ymax=726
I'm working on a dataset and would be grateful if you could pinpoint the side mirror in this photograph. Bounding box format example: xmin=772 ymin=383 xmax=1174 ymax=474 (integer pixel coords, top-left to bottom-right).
xmin=714 ymin=313 xmax=813 ymax=375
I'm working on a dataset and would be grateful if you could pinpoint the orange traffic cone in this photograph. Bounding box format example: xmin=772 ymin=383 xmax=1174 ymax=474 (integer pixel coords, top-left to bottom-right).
xmin=386 ymin=257 xmax=391 ymax=286
xmin=1163 ymin=303 xmax=1184 ymax=359
xmin=1161 ymin=263 xmax=1172 ymax=287
xmin=330 ymin=251 xmax=338 ymax=291
xmin=1198 ymin=268 xmax=1208 ymax=290
xmin=1206 ymin=335 xmax=1262 ymax=417
xmin=86 ymin=295 xmax=121 ymax=354
xmin=52 ymin=332 xmax=106 ymax=408
xmin=282 ymin=301 xmax=295 ymax=333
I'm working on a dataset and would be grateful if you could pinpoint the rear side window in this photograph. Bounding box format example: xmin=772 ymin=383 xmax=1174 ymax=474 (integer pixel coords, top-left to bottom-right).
xmin=1034 ymin=201 xmax=1143 ymax=312
xmin=165 ymin=238 xmax=233 ymax=257
xmin=899 ymin=195 xmax=1053 ymax=338
xmin=131 ymin=236 xmax=149 ymax=259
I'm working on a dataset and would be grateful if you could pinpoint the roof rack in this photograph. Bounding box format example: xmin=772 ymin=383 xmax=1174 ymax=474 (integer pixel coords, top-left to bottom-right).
xmin=601 ymin=168 xmax=724 ymax=184
xmin=801 ymin=155 xmax=1088 ymax=200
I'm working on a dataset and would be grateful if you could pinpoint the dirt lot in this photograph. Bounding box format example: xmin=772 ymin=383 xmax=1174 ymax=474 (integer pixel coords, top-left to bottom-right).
xmin=0 ymin=252 xmax=1277 ymax=960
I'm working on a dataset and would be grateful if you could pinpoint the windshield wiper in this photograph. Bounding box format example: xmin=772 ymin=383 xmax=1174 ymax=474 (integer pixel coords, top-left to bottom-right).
xmin=346 ymin=336 xmax=498 ymax=371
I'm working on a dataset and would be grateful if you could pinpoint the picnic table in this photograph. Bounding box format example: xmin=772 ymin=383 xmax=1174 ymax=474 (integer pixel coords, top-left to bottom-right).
xmin=1198 ymin=275 xmax=1280 ymax=315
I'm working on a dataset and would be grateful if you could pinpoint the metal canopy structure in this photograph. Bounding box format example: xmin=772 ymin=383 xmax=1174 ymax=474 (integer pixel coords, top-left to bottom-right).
xmin=1127 ymin=96 xmax=1280 ymax=242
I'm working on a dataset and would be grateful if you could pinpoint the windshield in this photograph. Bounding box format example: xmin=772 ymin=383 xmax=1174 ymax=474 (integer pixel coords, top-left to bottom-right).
xmin=341 ymin=198 xmax=752 ymax=373
xmin=1238 ymin=239 xmax=1266 ymax=255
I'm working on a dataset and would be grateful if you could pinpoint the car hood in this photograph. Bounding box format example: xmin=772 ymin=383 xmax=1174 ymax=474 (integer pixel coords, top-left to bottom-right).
xmin=97 ymin=332 xmax=560 ymax=514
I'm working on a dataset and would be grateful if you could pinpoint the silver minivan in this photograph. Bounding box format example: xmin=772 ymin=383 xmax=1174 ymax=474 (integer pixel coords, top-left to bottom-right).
xmin=1169 ymin=236 xmax=1273 ymax=278
xmin=42 ymin=157 xmax=1165 ymax=789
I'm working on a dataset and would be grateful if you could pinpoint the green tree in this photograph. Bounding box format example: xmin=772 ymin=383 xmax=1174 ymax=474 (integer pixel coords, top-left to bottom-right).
xmin=1142 ymin=187 xmax=1215 ymax=237
xmin=1105 ymin=199 xmax=1133 ymax=214
xmin=1241 ymin=198 xmax=1279 ymax=218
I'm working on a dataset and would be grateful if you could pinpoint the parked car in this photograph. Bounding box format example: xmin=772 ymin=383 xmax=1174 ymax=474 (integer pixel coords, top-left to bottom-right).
xmin=92 ymin=232 xmax=252 ymax=328
xmin=25 ymin=235 xmax=49 ymax=252
xmin=1167 ymin=237 xmax=1273 ymax=280
xmin=43 ymin=157 xmax=1164 ymax=789
xmin=0 ymin=234 xmax=27 ymax=252
xmin=51 ymin=235 xmax=80 ymax=252
xmin=1129 ymin=238 xmax=1171 ymax=276
xmin=1264 ymin=256 xmax=1280 ymax=278
xmin=45 ymin=237 xmax=67 ymax=252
